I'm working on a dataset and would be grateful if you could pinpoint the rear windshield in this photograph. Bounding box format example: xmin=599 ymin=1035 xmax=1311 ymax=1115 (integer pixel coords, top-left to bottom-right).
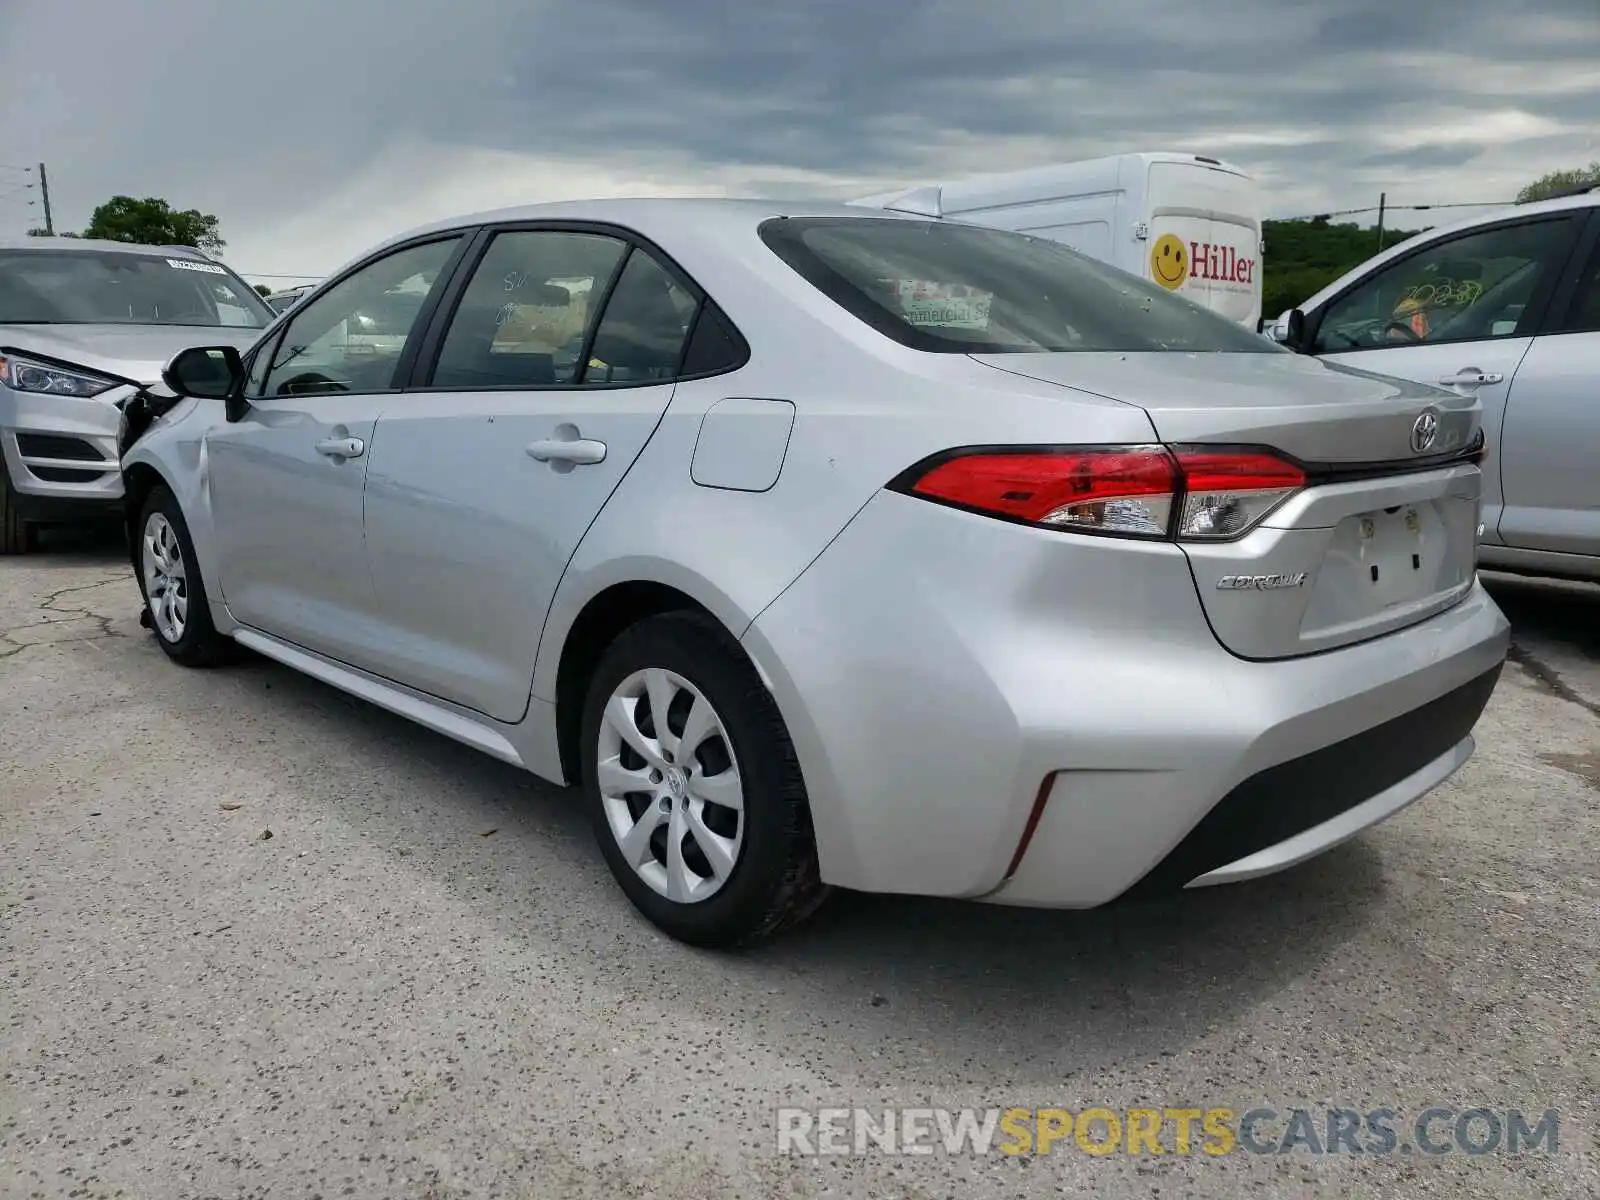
xmin=758 ymin=216 xmax=1278 ymax=354
xmin=0 ymin=248 xmax=274 ymax=328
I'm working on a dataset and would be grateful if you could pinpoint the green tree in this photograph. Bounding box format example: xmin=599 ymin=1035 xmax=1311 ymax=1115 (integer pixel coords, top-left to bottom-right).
xmin=253 ymin=283 xmax=273 ymax=297
xmin=1260 ymin=218 xmax=1428 ymax=316
xmin=81 ymin=195 xmax=225 ymax=255
xmin=1516 ymin=163 xmax=1600 ymax=204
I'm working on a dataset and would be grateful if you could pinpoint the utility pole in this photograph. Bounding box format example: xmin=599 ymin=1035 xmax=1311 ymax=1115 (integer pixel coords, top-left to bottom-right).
xmin=1375 ymin=191 xmax=1385 ymax=253
xmin=38 ymin=162 xmax=54 ymax=235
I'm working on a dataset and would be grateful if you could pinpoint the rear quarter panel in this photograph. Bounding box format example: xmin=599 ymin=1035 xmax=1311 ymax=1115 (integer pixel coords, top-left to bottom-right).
xmin=525 ymin=240 xmax=1163 ymax=705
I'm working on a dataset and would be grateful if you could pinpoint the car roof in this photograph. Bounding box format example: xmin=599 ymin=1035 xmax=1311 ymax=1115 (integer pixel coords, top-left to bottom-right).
xmin=1424 ymin=189 xmax=1596 ymax=235
xmin=339 ymin=196 xmax=920 ymax=272
xmin=401 ymin=196 xmax=903 ymax=236
xmin=0 ymin=233 xmax=216 ymax=258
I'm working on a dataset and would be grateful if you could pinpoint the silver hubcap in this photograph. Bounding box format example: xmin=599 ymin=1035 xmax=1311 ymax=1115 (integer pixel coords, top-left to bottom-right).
xmin=597 ymin=667 xmax=745 ymax=904
xmin=141 ymin=512 xmax=188 ymax=643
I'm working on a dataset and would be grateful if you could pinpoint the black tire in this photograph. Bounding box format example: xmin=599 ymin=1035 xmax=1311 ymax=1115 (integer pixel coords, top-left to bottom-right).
xmin=0 ymin=474 xmax=38 ymax=555
xmin=134 ymin=485 xmax=233 ymax=667
xmin=580 ymin=611 xmax=829 ymax=948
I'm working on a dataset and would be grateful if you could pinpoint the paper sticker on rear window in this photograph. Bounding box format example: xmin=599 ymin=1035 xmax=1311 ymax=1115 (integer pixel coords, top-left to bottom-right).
xmin=166 ymin=258 xmax=227 ymax=275
xmin=882 ymin=278 xmax=993 ymax=329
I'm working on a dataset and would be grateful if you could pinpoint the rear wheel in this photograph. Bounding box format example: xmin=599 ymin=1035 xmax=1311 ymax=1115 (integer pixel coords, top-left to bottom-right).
xmin=136 ymin=486 xmax=232 ymax=667
xmin=0 ymin=475 xmax=38 ymax=555
xmin=580 ymin=612 xmax=828 ymax=948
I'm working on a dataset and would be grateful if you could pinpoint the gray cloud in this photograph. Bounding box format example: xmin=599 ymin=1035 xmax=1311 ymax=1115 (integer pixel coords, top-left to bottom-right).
xmin=1 ymin=0 xmax=1595 ymax=274
xmin=1356 ymin=146 xmax=1488 ymax=171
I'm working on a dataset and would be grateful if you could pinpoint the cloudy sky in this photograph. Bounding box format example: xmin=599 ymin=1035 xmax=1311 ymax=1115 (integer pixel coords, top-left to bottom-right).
xmin=2 ymin=0 xmax=1596 ymax=287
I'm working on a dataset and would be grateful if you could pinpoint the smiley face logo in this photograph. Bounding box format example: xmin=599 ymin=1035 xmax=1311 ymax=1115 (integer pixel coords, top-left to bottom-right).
xmin=1150 ymin=234 xmax=1189 ymax=290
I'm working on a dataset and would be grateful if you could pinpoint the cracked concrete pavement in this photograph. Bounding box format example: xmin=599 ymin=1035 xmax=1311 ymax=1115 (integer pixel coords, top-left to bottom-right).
xmin=2 ymin=530 xmax=1597 ymax=1199
xmin=0 ymin=570 xmax=135 ymax=658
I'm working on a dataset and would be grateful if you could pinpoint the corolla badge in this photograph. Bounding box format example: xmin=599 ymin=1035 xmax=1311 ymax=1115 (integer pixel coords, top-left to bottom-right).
xmin=1410 ymin=408 xmax=1440 ymax=454
xmin=1216 ymin=572 xmax=1309 ymax=591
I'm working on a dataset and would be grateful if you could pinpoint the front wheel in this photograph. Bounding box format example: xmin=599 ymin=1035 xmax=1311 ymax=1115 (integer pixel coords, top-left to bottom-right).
xmin=136 ymin=486 xmax=233 ymax=667
xmin=0 ymin=474 xmax=38 ymax=555
xmin=580 ymin=612 xmax=828 ymax=948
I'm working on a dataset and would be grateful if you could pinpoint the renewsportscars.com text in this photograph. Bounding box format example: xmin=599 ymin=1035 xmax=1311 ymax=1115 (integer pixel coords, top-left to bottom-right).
xmin=775 ymin=1105 xmax=1562 ymax=1158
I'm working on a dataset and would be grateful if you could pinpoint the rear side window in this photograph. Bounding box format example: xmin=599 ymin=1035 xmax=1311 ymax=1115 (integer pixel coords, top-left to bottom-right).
xmin=583 ymin=249 xmax=699 ymax=384
xmin=431 ymin=230 xmax=629 ymax=388
xmin=680 ymin=301 xmax=748 ymax=376
xmin=758 ymin=216 xmax=1278 ymax=354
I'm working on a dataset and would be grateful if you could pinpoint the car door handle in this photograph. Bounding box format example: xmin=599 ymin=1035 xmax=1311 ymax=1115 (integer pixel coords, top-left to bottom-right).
xmin=1438 ymin=370 xmax=1503 ymax=387
xmin=314 ymin=436 xmax=365 ymax=458
xmin=526 ymin=437 xmax=607 ymax=465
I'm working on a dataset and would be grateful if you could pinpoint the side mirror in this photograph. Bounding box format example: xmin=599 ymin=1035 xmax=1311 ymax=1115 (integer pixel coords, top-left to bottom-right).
xmin=162 ymin=345 xmax=244 ymax=400
xmin=1273 ymin=308 xmax=1308 ymax=352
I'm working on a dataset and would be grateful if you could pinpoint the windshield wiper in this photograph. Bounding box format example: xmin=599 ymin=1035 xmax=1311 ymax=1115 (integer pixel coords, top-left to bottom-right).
xmin=273 ymin=342 xmax=315 ymax=372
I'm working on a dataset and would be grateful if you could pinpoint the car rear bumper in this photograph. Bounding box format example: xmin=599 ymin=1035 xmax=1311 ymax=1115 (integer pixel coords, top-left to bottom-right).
xmin=995 ymin=661 xmax=1499 ymax=905
xmin=742 ymin=489 xmax=1511 ymax=907
xmin=1182 ymin=732 xmax=1476 ymax=889
xmin=0 ymin=384 xmax=127 ymax=515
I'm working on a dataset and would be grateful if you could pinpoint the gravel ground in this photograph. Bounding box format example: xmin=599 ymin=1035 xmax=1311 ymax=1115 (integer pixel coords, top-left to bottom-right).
xmin=2 ymin=530 xmax=1596 ymax=1199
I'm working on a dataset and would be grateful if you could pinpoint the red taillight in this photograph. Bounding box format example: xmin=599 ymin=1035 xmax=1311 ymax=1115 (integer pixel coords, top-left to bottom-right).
xmin=1173 ymin=449 xmax=1305 ymax=493
xmin=906 ymin=446 xmax=1178 ymax=538
xmin=894 ymin=445 xmax=1306 ymax=542
xmin=1171 ymin=449 xmax=1304 ymax=540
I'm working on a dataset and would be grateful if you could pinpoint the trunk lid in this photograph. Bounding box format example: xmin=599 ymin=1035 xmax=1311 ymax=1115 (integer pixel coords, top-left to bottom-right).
xmin=971 ymin=350 xmax=1485 ymax=659
xmin=973 ymin=350 xmax=1480 ymax=463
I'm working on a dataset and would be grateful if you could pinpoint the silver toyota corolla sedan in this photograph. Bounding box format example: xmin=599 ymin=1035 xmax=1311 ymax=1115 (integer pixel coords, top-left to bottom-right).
xmin=121 ymin=199 xmax=1511 ymax=947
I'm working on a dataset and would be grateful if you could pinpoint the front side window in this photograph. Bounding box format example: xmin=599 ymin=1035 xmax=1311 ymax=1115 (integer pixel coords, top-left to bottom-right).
xmin=759 ymin=216 xmax=1278 ymax=354
xmin=258 ymin=237 xmax=460 ymax=397
xmin=430 ymin=231 xmax=629 ymax=388
xmin=244 ymin=331 xmax=279 ymax=395
xmin=1312 ymin=217 xmax=1581 ymax=353
xmin=0 ymin=248 xmax=274 ymax=328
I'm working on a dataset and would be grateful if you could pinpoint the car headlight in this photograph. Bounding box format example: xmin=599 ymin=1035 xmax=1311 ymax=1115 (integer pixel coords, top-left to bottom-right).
xmin=0 ymin=353 xmax=119 ymax=398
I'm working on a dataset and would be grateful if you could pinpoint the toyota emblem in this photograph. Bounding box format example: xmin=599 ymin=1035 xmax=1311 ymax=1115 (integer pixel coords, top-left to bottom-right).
xmin=1410 ymin=408 xmax=1440 ymax=455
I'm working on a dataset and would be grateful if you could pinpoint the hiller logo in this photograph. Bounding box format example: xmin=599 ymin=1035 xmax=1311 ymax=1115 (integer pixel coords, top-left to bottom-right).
xmin=1188 ymin=241 xmax=1256 ymax=285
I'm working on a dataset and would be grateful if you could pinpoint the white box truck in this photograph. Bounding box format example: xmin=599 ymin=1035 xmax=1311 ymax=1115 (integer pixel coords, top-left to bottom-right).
xmin=851 ymin=152 xmax=1263 ymax=330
